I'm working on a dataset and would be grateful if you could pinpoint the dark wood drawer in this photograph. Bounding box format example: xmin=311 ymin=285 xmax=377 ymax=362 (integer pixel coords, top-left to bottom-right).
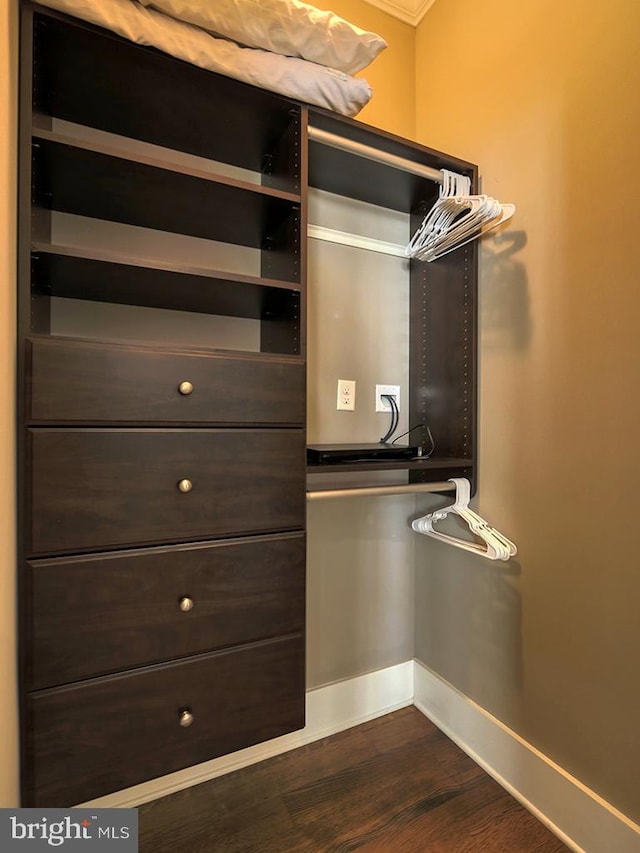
xmin=26 ymin=533 xmax=305 ymax=690
xmin=25 ymin=635 xmax=305 ymax=807
xmin=27 ymin=337 xmax=305 ymax=425
xmin=28 ymin=428 xmax=305 ymax=556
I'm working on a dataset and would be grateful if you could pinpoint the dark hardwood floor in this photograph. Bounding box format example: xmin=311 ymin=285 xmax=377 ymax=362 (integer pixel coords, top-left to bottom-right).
xmin=138 ymin=706 xmax=568 ymax=852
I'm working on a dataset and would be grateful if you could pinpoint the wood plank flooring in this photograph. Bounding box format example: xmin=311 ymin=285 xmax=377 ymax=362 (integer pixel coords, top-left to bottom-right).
xmin=138 ymin=706 xmax=568 ymax=852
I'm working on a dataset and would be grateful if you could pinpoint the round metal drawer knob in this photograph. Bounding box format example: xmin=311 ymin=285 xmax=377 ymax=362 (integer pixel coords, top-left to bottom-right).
xmin=177 ymin=479 xmax=193 ymax=493
xmin=179 ymin=596 xmax=194 ymax=612
xmin=178 ymin=381 xmax=194 ymax=396
xmin=179 ymin=709 xmax=194 ymax=728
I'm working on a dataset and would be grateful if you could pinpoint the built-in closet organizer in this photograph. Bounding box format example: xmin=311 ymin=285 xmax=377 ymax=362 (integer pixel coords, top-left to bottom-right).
xmin=305 ymin=112 xmax=477 ymax=488
xmin=18 ymin=2 xmax=478 ymax=809
xmin=18 ymin=2 xmax=306 ymax=807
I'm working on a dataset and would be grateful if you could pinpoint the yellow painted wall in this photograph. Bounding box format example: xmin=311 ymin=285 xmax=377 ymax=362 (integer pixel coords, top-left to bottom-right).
xmin=414 ymin=0 xmax=640 ymax=822
xmin=314 ymin=0 xmax=415 ymax=138
xmin=0 ymin=0 xmax=19 ymax=809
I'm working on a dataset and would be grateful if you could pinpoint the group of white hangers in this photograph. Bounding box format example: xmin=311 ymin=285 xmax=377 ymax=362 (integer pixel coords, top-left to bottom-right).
xmin=412 ymin=478 xmax=517 ymax=562
xmin=405 ymin=170 xmax=516 ymax=262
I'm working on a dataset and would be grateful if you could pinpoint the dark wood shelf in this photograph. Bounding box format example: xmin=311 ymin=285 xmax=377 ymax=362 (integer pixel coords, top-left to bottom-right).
xmin=26 ymin=332 xmax=305 ymax=365
xmin=307 ymin=457 xmax=472 ymax=475
xmin=33 ymin=9 xmax=301 ymax=191
xmin=32 ymin=132 xmax=301 ymax=255
xmin=32 ymin=243 xmax=302 ymax=322
xmin=33 ymin=129 xmax=301 ymax=202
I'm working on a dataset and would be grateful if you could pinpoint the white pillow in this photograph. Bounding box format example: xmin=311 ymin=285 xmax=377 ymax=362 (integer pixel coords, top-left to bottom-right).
xmin=138 ymin=0 xmax=387 ymax=74
xmin=36 ymin=0 xmax=373 ymax=116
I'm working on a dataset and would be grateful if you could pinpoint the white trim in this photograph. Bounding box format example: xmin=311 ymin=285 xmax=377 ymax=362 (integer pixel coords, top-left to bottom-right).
xmin=76 ymin=657 xmax=640 ymax=853
xmin=362 ymin=0 xmax=437 ymax=27
xmin=77 ymin=661 xmax=414 ymax=809
xmin=308 ymin=223 xmax=407 ymax=258
xmin=413 ymin=660 xmax=640 ymax=853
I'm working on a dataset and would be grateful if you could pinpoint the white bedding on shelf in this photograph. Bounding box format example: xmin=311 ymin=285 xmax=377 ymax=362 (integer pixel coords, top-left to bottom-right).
xmin=138 ymin=0 xmax=387 ymax=75
xmin=36 ymin=0 xmax=374 ymax=117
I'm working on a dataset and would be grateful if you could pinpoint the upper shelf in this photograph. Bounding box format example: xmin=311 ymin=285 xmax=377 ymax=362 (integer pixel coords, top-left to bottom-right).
xmin=32 ymin=9 xmax=301 ymax=192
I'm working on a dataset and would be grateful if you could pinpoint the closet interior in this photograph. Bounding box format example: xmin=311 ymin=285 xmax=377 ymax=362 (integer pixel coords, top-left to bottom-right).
xmin=17 ymin=1 xmax=477 ymax=806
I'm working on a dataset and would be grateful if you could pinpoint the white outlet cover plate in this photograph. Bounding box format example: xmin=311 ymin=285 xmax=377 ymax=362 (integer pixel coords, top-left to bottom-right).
xmin=337 ymin=379 xmax=356 ymax=411
xmin=376 ymin=384 xmax=400 ymax=412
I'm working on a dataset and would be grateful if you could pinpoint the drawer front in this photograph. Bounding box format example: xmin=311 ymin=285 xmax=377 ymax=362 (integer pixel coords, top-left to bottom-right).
xmin=25 ymin=636 xmax=305 ymax=807
xmin=28 ymin=428 xmax=305 ymax=556
xmin=27 ymin=337 xmax=305 ymax=425
xmin=27 ymin=533 xmax=306 ymax=690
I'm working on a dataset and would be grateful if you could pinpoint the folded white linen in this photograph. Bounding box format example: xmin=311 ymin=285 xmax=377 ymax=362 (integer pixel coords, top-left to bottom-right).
xmin=36 ymin=0 xmax=373 ymax=117
xmin=138 ymin=0 xmax=387 ymax=75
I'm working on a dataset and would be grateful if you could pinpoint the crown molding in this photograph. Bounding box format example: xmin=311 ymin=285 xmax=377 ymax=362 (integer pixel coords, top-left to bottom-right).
xmin=362 ymin=0 xmax=437 ymax=26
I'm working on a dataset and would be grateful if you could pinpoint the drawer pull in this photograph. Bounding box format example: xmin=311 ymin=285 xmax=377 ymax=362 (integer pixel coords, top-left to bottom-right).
xmin=179 ymin=709 xmax=194 ymax=728
xmin=179 ymin=596 xmax=194 ymax=612
xmin=177 ymin=478 xmax=193 ymax=493
xmin=178 ymin=381 xmax=194 ymax=396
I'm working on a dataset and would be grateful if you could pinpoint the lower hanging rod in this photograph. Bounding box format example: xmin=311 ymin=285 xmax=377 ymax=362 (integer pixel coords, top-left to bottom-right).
xmin=307 ymin=481 xmax=454 ymax=501
xmin=308 ymin=126 xmax=443 ymax=185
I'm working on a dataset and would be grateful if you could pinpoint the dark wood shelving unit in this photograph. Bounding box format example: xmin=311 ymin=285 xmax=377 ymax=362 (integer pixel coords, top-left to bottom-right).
xmin=19 ymin=1 xmax=307 ymax=808
xmin=307 ymin=108 xmax=478 ymax=481
xmin=17 ymin=0 xmax=478 ymax=809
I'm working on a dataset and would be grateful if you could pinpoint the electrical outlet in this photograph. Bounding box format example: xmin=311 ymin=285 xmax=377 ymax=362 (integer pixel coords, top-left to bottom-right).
xmin=375 ymin=384 xmax=400 ymax=412
xmin=337 ymin=379 xmax=356 ymax=411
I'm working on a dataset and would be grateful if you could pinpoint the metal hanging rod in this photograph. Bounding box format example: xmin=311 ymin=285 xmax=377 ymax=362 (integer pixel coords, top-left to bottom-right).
xmin=308 ymin=126 xmax=443 ymax=185
xmin=307 ymin=481 xmax=454 ymax=501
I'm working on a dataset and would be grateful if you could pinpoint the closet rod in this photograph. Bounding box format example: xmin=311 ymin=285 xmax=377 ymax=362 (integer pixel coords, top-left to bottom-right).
xmin=308 ymin=126 xmax=443 ymax=184
xmin=307 ymin=481 xmax=454 ymax=501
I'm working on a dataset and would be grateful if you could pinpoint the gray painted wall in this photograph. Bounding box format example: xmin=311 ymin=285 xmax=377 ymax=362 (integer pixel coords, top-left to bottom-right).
xmin=414 ymin=0 xmax=640 ymax=823
xmin=306 ymin=190 xmax=415 ymax=688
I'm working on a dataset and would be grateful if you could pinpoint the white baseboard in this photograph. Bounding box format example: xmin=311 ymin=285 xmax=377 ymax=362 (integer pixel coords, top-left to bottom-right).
xmin=413 ymin=660 xmax=640 ymax=853
xmin=80 ymin=660 xmax=414 ymax=809
xmin=80 ymin=656 xmax=639 ymax=853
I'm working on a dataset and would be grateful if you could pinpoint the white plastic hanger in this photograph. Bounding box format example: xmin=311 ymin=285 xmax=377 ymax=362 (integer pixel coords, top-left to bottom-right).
xmin=405 ymin=170 xmax=465 ymax=257
xmin=421 ymin=201 xmax=515 ymax=262
xmin=405 ymin=170 xmax=516 ymax=262
xmin=412 ymin=478 xmax=517 ymax=561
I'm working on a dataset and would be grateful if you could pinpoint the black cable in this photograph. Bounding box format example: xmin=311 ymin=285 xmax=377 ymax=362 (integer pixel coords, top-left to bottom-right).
xmin=390 ymin=395 xmax=400 ymax=441
xmin=379 ymin=398 xmax=436 ymax=459
xmin=391 ymin=422 xmax=436 ymax=458
xmin=389 ymin=395 xmax=399 ymax=439
xmin=380 ymin=393 xmax=399 ymax=444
